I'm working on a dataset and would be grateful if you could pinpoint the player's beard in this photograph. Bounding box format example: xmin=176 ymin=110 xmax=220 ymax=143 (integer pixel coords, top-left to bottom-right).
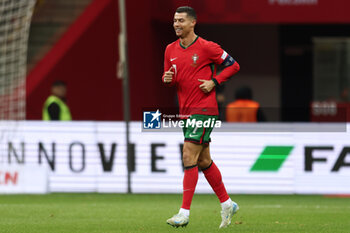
xmin=176 ymin=29 xmax=189 ymax=39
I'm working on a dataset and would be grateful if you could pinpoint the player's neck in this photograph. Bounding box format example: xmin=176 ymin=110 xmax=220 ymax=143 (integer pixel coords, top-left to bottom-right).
xmin=180 ymin=32 xmax=197 ymax=48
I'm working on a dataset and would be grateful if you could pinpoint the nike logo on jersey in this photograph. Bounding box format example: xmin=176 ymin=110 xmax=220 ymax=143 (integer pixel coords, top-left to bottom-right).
xmin=170 ymin=57 xmax=177 ymax=61
xmin=189 ymin=133 xmax=197 ymax=137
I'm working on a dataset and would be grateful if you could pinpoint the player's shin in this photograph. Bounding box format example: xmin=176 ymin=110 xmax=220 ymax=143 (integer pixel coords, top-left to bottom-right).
xmin=202 ymin=161 xmax=231 ymax=205
xmin=181 ymin=165 xmax=199 ymax=211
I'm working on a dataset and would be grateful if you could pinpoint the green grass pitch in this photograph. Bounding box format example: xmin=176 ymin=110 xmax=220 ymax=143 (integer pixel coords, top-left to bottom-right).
xmin=0 ymin=193 xmax=349 ymax=233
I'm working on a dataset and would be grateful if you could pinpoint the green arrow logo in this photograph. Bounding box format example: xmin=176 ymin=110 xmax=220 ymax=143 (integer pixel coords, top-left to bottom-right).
xmin=250 ymin=146 xmax=294 ymax=172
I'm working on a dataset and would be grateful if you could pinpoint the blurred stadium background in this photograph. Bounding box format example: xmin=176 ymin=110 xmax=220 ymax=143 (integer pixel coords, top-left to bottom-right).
xmin=1 ymin=0 xmax=350 ymax=232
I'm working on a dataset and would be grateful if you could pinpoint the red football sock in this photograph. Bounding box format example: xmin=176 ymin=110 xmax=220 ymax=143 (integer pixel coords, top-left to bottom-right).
xmin=181 ymin=165 xmax=198 ymax=210
xmin=203 ymin=161 xmax=230 ymax=203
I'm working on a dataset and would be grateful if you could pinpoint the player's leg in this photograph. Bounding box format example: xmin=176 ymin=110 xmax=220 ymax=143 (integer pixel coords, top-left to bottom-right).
xmin=167 ymin=141 xmax=202 ymax=227
xmin=198 ymin=145 xmax=229 ymax=203
xmin=198 ymin=145 xmax=239 ymax=228
xmin=181 ymin=141 xmax=202 ymax=209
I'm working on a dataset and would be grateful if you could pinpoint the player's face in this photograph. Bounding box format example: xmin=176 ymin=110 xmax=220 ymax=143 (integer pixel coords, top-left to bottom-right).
xmin=173 ymin=12 xmax=195 ymax=38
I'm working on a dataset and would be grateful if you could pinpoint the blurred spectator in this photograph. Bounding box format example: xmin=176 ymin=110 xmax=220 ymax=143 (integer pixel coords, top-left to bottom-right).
xmin=42 ymin=80 xmax=72 ymax=121
xmin=226 ymin=86 xmax=266 ymax=122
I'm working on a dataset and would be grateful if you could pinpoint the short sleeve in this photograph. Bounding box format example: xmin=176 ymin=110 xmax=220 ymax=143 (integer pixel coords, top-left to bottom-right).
xmin=207 ymin=41 xmax=228 ymax=65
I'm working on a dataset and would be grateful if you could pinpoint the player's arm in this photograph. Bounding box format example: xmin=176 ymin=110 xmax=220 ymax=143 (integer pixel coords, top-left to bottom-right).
xmin=199 ymin=43 xmax=240 ymax=93
xmin=209 ymin=43 xmax=240 ymax=86
xmin=162 ymin=46 xmax=175 ymax=86
xmin=212 ymin=53 xmax=240 ymax=86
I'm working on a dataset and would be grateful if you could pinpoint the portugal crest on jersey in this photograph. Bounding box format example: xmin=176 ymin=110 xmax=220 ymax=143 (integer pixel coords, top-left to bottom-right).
xmin=191 ymin=54 xmax=199 ymax=67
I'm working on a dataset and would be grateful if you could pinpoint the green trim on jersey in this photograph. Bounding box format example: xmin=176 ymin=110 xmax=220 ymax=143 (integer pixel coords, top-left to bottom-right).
xmin=210 ymin=63 xmax=219 ymax=86
xmin=182 ymin=114 xmax=218 ymax=145
xmin=210 ymin=63 xmax=215 ymax=75
xmin=179 ymin=36 xmax=199 ymax=49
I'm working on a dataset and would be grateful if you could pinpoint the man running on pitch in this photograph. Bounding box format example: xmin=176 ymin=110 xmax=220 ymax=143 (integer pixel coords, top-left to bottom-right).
xmin=162 ymin=6 xmax=241 ymax=228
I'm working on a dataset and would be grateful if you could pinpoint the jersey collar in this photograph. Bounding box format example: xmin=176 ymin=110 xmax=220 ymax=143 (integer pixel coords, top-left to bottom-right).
xmin=179 ymin=36 xmax=199 ymax=49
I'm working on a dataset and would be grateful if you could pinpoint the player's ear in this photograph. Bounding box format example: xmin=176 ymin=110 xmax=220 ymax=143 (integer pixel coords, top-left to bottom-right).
xmin=191 ymin=18 xmax=196 ymax=27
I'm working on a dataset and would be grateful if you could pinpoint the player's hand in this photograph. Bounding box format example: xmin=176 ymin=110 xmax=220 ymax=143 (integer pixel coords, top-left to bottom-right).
xmin=163 ymin=67 xmax=174 ymax=83
xmin=198 ymin=79 xmax=215 ymax=93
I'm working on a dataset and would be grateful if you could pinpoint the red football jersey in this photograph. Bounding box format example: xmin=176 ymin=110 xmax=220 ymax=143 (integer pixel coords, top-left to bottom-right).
xmin=163 ymin=36 xmax=230 ymax=117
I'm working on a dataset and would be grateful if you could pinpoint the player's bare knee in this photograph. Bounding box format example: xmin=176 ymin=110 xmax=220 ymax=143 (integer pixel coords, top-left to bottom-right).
xmin=182 ymin=146 xmax=199 ymax=166
xmin=182 ymin=151 xmax=195 ymax=167
xmin=198 ymin=157 xmax=211 ymax=169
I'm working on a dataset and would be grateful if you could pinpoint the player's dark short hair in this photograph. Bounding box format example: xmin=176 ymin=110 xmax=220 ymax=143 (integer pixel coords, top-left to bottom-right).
xmin=176 ymin=6 xmax=197 ymax=20
xmin=52 ymin=80 xmax=66 ymax=87
xmin=235 ymin=86 xmax=253 ymax=100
